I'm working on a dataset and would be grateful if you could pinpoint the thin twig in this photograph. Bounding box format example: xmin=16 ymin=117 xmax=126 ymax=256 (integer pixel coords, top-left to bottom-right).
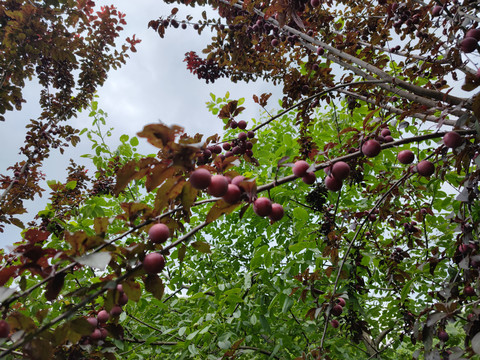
xmin=251 ymin=80 xmax=389 ymax=133
xmin=319 ymin=171 xmax=412 ymax=350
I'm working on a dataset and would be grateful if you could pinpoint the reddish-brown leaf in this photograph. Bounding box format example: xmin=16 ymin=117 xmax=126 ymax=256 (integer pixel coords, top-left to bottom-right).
xmin=64 ymin=230 xmax=88 ymax=256
xmin=153 ymin=177 xmax=185 ymax=216
xmin=24 ymin=338 xmax=53 ymax=360
xmin=0 ymin=266 xmax=19 ymax=286
xmin=118 ymin=202 xmax=152 ymax=224
xmin=144 ymin=274 xmax=165 ymax=300
xmin=45 ymin=273 xmax=66 ymax=301
xmin=146 ymin=164 xmax=175 ymax=192
xmin=206 ymin=199 xmax=240 ymax=223
xmin=178 ymin=244 xmax=187 ymax=263
xmin=114 ymin=160 xmax=138 ymax=196
xmin=137 ymin=123 xmax=184 ymax=149
xmin=191 ymin=241 xmax=212 ymax=253
xmin=23 ymin=229 xmax=50 ymax=244
xmin=472 ymin=94 xmax=480 ymax=120
xmin=8 ymin=311 xmax=36 ymax=332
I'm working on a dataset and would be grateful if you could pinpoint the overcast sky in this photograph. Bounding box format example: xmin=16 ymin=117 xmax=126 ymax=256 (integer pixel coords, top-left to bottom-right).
xmin=0 ymin=0 xmax=282 ymax=247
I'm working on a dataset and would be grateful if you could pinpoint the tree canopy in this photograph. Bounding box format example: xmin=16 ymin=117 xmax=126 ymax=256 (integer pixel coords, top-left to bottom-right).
xmin=0 ymin=0 xmax=480 ymax=359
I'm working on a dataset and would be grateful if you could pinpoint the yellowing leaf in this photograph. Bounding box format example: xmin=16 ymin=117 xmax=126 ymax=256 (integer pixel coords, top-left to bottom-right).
xmin=191 ymin=241 xmax=211 ymax=254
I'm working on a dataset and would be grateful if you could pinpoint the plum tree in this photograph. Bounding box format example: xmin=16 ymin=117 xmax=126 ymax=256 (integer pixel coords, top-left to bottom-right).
xmin=302 ymin=172 xmax=316 ymax=185
xmin=110 ymin=306 xmax=123 ymax=316
xmin=223 ymin=184 xmax=242 ymax=203
xmin=3 ymin=0 xmax=480 ymax=357
xmin=97 ymin=310 xmax=110 ymax=324
xmin=86 ymin=317 xmax=98 ymax=328
xmin=438 ymin=331 xmax=449 ymax=342
xmin=331 ymin=304 xmax=343 ymax=317
xmin=325 ymin=175 xmax=343 ymax=192
xmin=0 ymin=321 xmax=10 ymax=338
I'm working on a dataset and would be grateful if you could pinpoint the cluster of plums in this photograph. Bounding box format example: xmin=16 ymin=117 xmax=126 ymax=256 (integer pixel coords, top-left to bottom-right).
xmin=292 ymin=160 xmax=317 ymax=185
xmin=189 ymin=168 xmax=284 ymax=222
xmin=459 ymin=28 xmax=480 ymax=53
xmin=82 ymin=284 xmax=129 ymax=343
xmin=197 ymin=121 xmax=256 ymax=165
xmin=329 ymin=297 xmax=346 ymax=328
xmin=391 ymin=246 xmax=409 ymax=263
xmin=83 ymin=312 xmax=109 ymax=343
xmin=294 ymin=131 xmax=464 ymax=192
xmin=142 ymin=223 xmax=170 ymax=274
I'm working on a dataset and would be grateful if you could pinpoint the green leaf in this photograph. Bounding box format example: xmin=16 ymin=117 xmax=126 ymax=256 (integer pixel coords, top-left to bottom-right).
xmin=259 ymin=315 xmax=271 ymax=334
xmin=65 ymin=180 xmax=77 ymax=190
xmin=400 ymin=278 xmax=414 ymax=304
xmin=129 ymin=136 xmax=139 ymax=146
xmin=186 ymin=329 xmax=199 ymax=340
xmin=289 ymin=241 xmax=316 ymax=253
xmin=293 ymin=207 xmax=309 ymax=222
xmin=282 ymin=296 xmax=294 ymax=314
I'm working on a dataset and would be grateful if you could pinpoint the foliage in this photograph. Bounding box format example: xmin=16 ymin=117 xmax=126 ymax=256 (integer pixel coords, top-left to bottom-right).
xmin=1 ymin=0 xmax=480 ymax=359
xmin=0 ymin=0 xmax=140 ymax=232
